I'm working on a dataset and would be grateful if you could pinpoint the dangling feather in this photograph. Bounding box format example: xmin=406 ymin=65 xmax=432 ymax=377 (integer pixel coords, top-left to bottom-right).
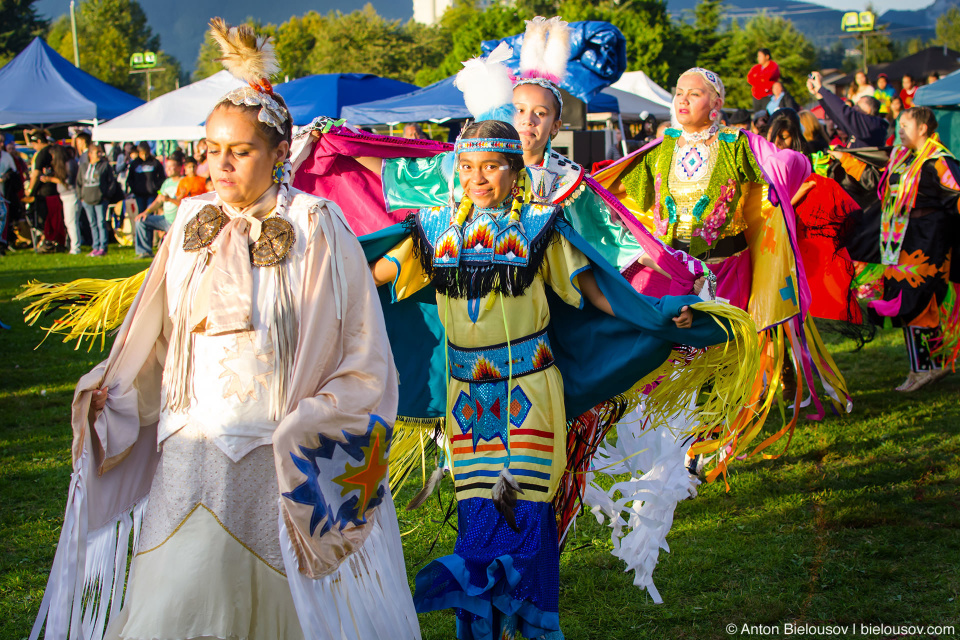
xmin=406 ymin=466 xmax=447 ymax=511
xmin=492 ymin=468 xmax=524 ymax=532
xmin=519 ymin=16 xmax=549 ymax=78
xmin=455 ymin=41 xmax=516 ymax=122
xmin=541 ymin=17 xmax=570 ymax=84
xmin=208 ymin=17 xmax=279 ymax=87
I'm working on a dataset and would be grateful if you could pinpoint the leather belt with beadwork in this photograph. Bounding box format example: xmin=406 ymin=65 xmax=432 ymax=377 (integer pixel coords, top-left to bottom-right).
xmin=182 ymin=204 xmax=295 ymax=267
xmin=675 ymin=232 xmax=748 ymax=262
xmin=448 ymin=328 xmax=555 ymax=383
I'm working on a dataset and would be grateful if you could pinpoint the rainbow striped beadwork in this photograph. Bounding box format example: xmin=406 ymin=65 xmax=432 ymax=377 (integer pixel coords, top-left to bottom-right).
xmin=454 ymin=138 xmax=524 ymax=155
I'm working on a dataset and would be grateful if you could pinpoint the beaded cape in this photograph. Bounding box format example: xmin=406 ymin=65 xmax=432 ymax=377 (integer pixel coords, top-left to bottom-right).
xmin=408 ymin=201 xmax=562 ymax=299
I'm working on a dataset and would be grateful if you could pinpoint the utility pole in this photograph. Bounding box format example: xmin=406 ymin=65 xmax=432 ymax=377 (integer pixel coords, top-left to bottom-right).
xmin=69 ymin=1 xmax=80 ymax=67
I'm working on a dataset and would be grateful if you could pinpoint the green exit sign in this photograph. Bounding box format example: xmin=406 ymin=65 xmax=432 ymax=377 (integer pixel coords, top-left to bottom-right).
xmin=130 ymin=51 xmax=158 ymax=69
xmin=841 ymin=11 xmax=875 ymax=32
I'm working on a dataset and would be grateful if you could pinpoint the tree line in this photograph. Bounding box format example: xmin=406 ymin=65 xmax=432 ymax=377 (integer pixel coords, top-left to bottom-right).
xmin=3 ymin=0 xmax=960 ymax=107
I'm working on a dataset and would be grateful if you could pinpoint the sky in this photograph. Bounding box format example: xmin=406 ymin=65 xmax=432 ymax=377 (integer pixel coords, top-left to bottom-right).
xmin=802 ymin=0 xmax=935 ymax=10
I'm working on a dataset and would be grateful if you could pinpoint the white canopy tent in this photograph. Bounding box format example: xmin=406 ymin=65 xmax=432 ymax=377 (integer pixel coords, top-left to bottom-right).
xmin=592 ymin=70 xmax=673 ymax=121
xmin=93 ymin=71 xmax=244 ymax=142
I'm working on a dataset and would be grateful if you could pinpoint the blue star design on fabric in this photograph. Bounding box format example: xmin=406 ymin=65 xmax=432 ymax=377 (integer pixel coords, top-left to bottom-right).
xmin=282 ymin=415 xmax=392 ymax=537
xmin=453 ymin=383 xmax=530 ymax=452
xmin=779 ymin=275 xmax=798 ymax=307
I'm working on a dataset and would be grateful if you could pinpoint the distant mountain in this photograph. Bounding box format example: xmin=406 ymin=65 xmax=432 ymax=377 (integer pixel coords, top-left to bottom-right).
xmin=883 ymin=0 xmax=960 ymax=29
xmin=33 ymin=0 xmax=411 ymax=71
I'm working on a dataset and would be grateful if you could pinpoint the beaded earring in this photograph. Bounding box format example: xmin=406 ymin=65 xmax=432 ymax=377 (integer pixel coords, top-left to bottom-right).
xmin=709 ymin=109 xmax=719 ymax=123
xmin=272 ymin=161 xmax=284 ymax=184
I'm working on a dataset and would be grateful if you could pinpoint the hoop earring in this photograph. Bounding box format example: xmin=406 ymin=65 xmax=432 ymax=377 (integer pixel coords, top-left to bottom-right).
xmin=272 ymin=161 xmax=284 ymax=185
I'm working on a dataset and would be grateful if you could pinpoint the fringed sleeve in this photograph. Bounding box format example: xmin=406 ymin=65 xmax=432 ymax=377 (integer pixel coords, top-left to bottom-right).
xmin=271 ymin=199 xmax=420 ymax=638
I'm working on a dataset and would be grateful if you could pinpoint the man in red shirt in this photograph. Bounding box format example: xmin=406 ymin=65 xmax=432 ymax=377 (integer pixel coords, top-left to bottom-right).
xmin=747 ymin=48 xmax=780 ymax=110
xmin=899 ymin=74 xmax=918 ymax=108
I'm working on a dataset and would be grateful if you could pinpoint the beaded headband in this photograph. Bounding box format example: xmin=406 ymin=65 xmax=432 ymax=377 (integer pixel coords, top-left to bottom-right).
xmin=513 ymin=78 xmax=564 ymax=117
xmin=681 ymin=67 xmax=726 ymax=102
xmin=454 ymin=138 xmax=524 ymax=155
xmin=209 ymin=18 xmax=290 ymax=136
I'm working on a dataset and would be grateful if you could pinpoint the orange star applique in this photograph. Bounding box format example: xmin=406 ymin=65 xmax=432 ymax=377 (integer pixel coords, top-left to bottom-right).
xmin=334 ymin=421 xmax=389 ymax=516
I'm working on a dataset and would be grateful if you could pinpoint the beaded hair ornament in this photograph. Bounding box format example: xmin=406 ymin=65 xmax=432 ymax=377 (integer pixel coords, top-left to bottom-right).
xmin=672 ymin=66 xmax=726 ymax=129
xmin=209 ymin=17 xmax=289 ymax=135
xmin=513 ymin=16 xmax=570 ymax=117
xmin=452 ymin=42 xmax=529 ymax=225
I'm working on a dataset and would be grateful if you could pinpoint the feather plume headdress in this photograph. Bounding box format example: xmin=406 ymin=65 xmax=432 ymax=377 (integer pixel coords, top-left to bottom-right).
xmin=455 ymin=42 xmax=517 ymax=125
xmin=452 ymin=42 xmax=523 ymax=156
xmin=514 ymin=16 xmax=570 ymax=116
xmin=209 ymin=17 xmax=288 ymax=135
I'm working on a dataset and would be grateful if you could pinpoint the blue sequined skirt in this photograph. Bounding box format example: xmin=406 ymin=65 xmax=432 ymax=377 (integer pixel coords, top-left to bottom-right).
xmin=414 ymin=497 xmax=562 ymax=640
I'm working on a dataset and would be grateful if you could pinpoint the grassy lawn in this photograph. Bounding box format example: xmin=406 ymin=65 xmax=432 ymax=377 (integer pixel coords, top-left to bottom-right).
xmin=1 ymin=247 xmax=958 ymax=640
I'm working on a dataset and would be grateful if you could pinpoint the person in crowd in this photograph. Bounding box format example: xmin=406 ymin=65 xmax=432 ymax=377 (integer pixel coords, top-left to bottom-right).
xmin=769 ymin=109 xmax=864 ymax=328
xmin=768 ymin=108 xmax=808 ymax=154
xmin=0 ymin=141 xmax=17 ymax=254
xmin=637 ymin=112 xmax=660 ymax=145
xmin=193 ymin=138 xmax=209 ymax=177
xmin=799 ymin=110 xmax=831 ymax=154
xmin=875 ymin=73 xmax=895 ymax=113
xmin=46 ymin=144 xmax=82 ymax=254
xmin=747 ymin=47 xmax=780 ymax=110
xmin=845 ymin=106 xmax=959 ymax=391
xmin=727 ymin=108 xmax=751 ymax=129
xmin=115 ymin=141 xmax=136 ymax=176
xmin=900 ymin=74 xmax=918 ymax=108
xmin=852 ymin=71 xmax=875 ymax=101
xmin=175 ymin=156 xmax=208 ymax=201
xmin=807 ymin=71 xmax=887 ymax=148
xmin=2 ymin=141 xmax=28 ymax=249
xmin=128 ymin=141 xmax=164 ymax=215
xmin=927 ymin=72 xmax=940 ymax=86
xmin=888 ymin=96 xmax=904 ymax=146
xmin=751 ymin=109 xmax=771 ymax=138
xmin=133 ymin=155 xmax=181 ymax=258
xmin=78 ymin=143 xmax=114 ymax=257
xmin=24 ymin=130 xmax=65 ymax=251
xmin=402 ymin=123 xmax=428 ymax=139
xmin=766 ymin=80 xmax=799 ymax=114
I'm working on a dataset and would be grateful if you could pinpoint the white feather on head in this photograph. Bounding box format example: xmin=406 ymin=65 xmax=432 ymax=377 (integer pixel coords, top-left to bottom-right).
xmin=455 ymin=42 xmax=516 ymax=122
xmin=518 ymin=16 xmax=569 ymax=85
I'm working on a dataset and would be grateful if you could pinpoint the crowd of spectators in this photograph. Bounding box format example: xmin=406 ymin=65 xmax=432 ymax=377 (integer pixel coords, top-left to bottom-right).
xmin=0 ymin=133 xmax=211 ymax=257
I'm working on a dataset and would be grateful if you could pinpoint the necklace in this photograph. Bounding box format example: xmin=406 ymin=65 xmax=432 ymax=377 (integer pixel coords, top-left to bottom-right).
xmin=681 ymin=124 xmax=719 ymax=145
xmin=675 ymin=124 xmax=720 ymax=182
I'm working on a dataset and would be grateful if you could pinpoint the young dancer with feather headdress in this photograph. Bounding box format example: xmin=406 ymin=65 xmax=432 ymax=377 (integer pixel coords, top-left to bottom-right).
xmin=27 ymin=18 xmax=419 ymax=640
xmin=361 ymin=42 xmax=760 ymax=640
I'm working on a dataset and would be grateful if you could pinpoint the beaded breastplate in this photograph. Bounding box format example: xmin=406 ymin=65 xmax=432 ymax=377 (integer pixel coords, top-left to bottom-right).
xmin=527 ymin=150 xmax=586 ymax=206
xmin=410 ymin=201 xmax=561 ymax=299
xmin=183 ymin=204 xmax=296 ymax=267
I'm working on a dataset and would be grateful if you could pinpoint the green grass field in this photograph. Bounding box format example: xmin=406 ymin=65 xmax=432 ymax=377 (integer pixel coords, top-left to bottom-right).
xmin=1 ymin=247 xmax=958 ymax=640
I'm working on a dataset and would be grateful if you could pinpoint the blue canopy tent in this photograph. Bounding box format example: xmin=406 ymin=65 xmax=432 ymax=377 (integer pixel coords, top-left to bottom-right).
xmin=274 ymin=73 xmax=419 ymax=125
xmin=915 ymin=69 xmax=960 ymax=155
xmin=340 ymin=76 xmax=467 ymax=125
xmin=343 ymin=74 xmax=626 ymax=126
xmin=341 ymin=21 xmax=627 ymax=126
xmin=0 ymin=37 xmax=144 ymax=126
